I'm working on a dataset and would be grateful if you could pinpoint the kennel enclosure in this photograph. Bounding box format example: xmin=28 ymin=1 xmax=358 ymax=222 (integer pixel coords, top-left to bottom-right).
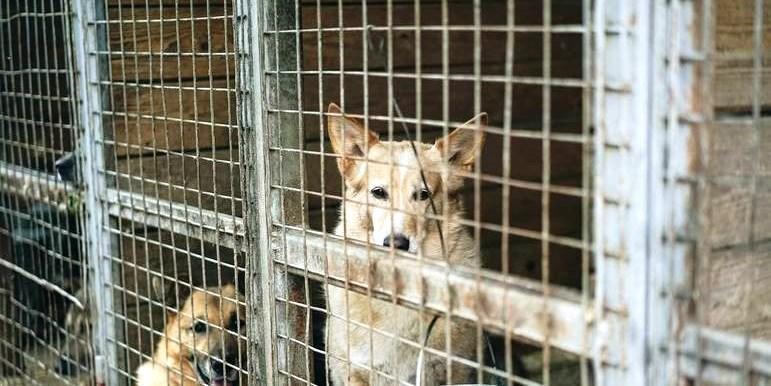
xmin=0 ymin=0 xmax=769 ymax=385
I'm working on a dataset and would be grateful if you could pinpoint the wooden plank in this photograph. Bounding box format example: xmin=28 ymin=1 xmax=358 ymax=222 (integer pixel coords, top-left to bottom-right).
xmin=713 ymin=0 xmax=771 ymax=111
xmin=696 ymin=244 xmax=771 ymax=337
xmin=300 ymin=67 xmax=585 ymax=142
xmin=107 ymin=7 xmax=235 ymax=81
xmin=300 ymin=2 xmax=583 ymax=72
xmin=108 ymin=0 xmax=227 ymax=5
xmin=707 ymin=119 xmax=771 ymax=247
xmin=114 ymin=147 xmax=242 ymax=216
xmin=108 ymin=79 xmax=237 ymax=156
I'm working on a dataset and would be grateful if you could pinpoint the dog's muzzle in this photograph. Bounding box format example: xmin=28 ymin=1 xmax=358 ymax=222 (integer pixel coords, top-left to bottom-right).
xmin=194 ymin=354 xmax=240 ymax=386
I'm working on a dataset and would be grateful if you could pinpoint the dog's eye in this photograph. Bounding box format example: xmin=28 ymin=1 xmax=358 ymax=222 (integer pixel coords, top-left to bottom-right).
xmin=413 ymin=188 xmax=431 ymax=201
xmin=370 ymin=187 xmax=388 ymax=200
xmin=192 ymin=321 xmax=207 ymax=334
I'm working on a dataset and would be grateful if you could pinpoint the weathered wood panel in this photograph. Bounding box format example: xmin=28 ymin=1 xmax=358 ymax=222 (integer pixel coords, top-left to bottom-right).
xmin=107 ymin=7 xmax=235 ymax=82
xmin=109 ymin=0 xmax=227 ymax=5
xmin=115 ymin=148 xmax=242 ymax=216
xmin=107 ymin=79 xmax=237 ymax=156
xmin=706 ymin=119 xmax=771 ymax=248
xmin=300 ymin=71 xmax=584 ymax=142
xmin=697 ymin=118 xmax=771 ymax=341
xmin=697 ymin=244 xmax=771 ymax=340
xmin=713 ymin=0 xmax=771 ymax=111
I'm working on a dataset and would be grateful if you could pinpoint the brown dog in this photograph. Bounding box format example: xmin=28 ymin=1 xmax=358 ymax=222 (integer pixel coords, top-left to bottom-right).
xmin=324 ymin=103 xmax=487 ymax=385
xmin=135 ymin=282 xmax=246 ymax=386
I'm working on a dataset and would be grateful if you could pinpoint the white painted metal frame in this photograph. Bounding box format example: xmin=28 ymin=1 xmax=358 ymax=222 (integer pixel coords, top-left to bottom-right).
xmin=69 ymin=0 xmax=118 ymax=384
xmin=592 ymin=0 xmax=703 ymax=384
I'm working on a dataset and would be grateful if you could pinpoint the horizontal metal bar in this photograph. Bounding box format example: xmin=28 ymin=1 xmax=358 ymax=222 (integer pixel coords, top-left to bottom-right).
xmin=0 ymin=162 xmax=79 ymax=212
xmin=103 ymin=188 xmax=245 ymax=252
xmin=679 ymin=324 xmax=771 ymax=382
xmin=272 ymin=227 xmax=603 ymax=357
xmin=0 ymin=162 xmax=246 ymax=251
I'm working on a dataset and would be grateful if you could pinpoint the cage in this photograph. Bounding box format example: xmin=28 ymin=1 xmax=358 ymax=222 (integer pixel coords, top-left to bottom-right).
xmin=0 ymin=0 xmax=768 ymax=386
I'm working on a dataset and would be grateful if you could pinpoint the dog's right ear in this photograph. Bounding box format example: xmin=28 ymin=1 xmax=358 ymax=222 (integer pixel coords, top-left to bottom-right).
xmin=151 ymin=276 xmax=182 ymax=317
xmin=327 ymin=103 xmax=379 ymax=180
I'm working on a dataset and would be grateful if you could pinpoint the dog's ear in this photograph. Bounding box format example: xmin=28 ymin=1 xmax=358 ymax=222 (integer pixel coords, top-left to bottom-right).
xmin=151 ymin=276 xmax=184 ymax=316
xmin=433 ymin=113 xmax=487 ymax=169
xmin=327 ymin=103 xmax=379 ymax=179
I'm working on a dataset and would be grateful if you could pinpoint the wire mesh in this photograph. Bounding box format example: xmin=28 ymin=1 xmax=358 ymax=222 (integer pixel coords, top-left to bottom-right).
xmin=259 ymin=1 xmax=593 ymax=385
xmin=0 ymin=0 xmax=769 ymax=386
xmin=0 ymin=0 xmax=91 ymax=385
xmin=85 ymin=0 xmax=247 ymax=384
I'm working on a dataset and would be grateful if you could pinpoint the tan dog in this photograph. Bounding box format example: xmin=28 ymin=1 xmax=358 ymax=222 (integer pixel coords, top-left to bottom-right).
xmin=136 ymin=282 xmax=246 ymax=386
xmin=325 ymin=103 xmax=487 ymax=386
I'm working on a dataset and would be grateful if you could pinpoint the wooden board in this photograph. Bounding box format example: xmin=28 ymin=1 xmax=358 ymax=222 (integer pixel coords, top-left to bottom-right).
xmin=713 ymin=0 xmax=771 ymax=111
xmin=114 ymin=147 xmax=242 ymax=216
xmin=697 ymin=244 xmax=771 ymax=337
xmin=109 ymin=0 xmax=228 ymax=5
xmin=107 ymin=7 xmax=235 ymax=82
xmin=707 ymin=119 xmax=771 ymax=248
xmin=300 ymin=2 xmax=583 ymax=72
xmin=107 ymin=79 xmax=237 ymax=156
xmin=299 ymin=69 xmax=585 ymax=143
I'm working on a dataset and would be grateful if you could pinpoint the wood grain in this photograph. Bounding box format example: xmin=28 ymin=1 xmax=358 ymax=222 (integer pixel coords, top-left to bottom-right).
xmin=107 ymin=7 xmax=235 ymax=82
xmin=114 ymin=147 xmax=242 ymax=216
xmin=713 ymin=0 xmax=771 ymax=111
xmin=107 ymin=79 xmax=237 ymax=155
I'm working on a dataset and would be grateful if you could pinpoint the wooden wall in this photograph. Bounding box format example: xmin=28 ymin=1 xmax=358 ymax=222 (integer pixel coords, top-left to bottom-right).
xmin=697 ymin=0 xmax=771 ymax=341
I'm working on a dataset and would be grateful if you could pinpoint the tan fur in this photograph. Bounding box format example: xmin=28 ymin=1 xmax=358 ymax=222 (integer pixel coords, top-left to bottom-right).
xmin=325 ymin=103 xmax=487 ymax=386
xmin=135 ymin=284 xmax=246 ymax=386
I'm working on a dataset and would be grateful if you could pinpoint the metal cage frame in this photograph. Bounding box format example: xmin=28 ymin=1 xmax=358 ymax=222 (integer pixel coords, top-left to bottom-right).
xmin=0 ymin=0 xmax=769 ymax=385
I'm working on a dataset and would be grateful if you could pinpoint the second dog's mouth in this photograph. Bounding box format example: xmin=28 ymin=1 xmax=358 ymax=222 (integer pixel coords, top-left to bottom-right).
xmin=194 ymin=359 xmax=240 ymax=386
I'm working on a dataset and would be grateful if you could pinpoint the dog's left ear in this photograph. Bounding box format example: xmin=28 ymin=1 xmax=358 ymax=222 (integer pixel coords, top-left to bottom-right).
xmin=433 ymin=112 xmax=487 ymax=169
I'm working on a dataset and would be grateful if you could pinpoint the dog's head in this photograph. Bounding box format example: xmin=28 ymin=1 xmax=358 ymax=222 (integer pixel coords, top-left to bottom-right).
xmin=327 ymin=103 xmax=486 ymax=256
xmin=158 ymin=281 xmax=246 ymax=386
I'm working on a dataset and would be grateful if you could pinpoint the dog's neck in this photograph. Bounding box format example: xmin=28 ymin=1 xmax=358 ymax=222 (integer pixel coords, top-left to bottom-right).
xmin=150 ymin=336 xmax=197 ymax=385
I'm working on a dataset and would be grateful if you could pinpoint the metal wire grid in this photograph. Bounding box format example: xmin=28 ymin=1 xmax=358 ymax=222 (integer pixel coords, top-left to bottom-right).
xmin=252 ymin=1 xmax=593 ymax=385
xmin=78 ymin=0 xmax=247 ymax=384
xmin=0 ymin=0 xmax=767 ymax=385
xmin=0 ymin=0 xmax=92 ymax=384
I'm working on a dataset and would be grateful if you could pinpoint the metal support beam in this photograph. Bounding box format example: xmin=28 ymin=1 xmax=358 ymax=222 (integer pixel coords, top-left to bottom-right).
xmin=234 ymin=1 xmax=276 ymax=385
xmin=68 ymin=0 xmax=117 ymax=384
xmin=274 ymin=227 xmax=604 ymax=357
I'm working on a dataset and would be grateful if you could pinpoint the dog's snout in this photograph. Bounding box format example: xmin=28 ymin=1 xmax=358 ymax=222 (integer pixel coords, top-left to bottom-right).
xmin=383 ymin=234 xmax=410 ymax=251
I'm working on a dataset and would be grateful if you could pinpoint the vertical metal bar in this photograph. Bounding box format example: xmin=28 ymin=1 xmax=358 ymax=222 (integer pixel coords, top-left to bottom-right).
xmin=596 ymin=0 xmax=706 ymax=385
xmin=593 ymin=0 xmax=652 ymax=385
xmin=69 ymin=0 xmax=116 ymax=385
xmin=235 ymin=0 xmax=275 ymax=384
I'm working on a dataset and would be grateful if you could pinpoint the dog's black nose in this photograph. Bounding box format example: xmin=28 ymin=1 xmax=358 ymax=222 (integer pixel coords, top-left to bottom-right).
xmin=211 ymin=357 xmax=225 ymax=376
xmin=383 ymin=234 xmax=410 ymax=251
